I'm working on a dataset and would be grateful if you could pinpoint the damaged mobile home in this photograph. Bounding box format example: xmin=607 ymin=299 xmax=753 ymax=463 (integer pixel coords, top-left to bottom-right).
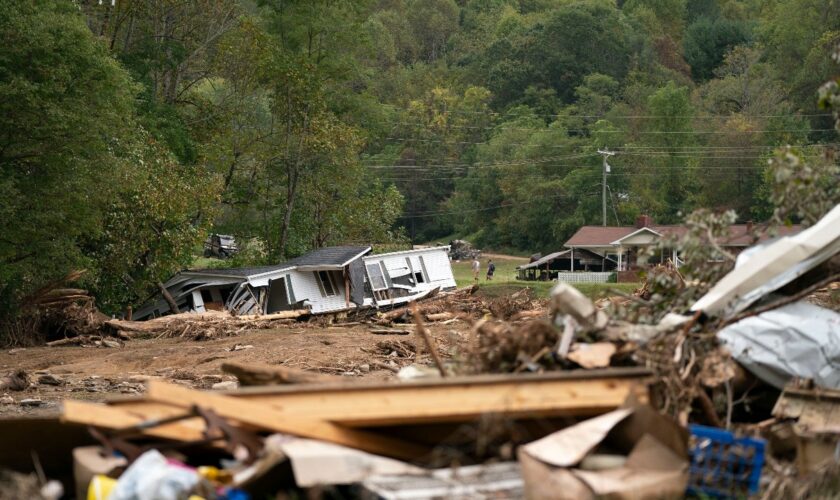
xmin=134 ymin=246 xmax=456 ymax=320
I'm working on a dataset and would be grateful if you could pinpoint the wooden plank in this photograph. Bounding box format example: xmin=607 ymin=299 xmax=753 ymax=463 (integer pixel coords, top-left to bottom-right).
xmin=112 ymin=369 xmax=650 ymax=427
xmin=62 ymin=400 xmax=206 ymax=442
xmin=239 ymin=376 xmax=648 ymax=426
xmin=144 ymin=380 xmax=428 ymax=460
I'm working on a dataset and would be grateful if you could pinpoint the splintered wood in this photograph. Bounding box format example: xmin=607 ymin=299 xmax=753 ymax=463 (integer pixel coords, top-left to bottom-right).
xmin=375 ymin=285 xmax=547 ymax=326
xmin=105 ymin=309 xmax=310 ymax=340
xmin=61 ymin=368 xmax=652 ymax=460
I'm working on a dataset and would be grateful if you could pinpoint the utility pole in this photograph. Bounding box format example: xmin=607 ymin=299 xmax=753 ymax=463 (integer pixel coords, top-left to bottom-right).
xmin=597 ymin=149 xmax=615 ymax=227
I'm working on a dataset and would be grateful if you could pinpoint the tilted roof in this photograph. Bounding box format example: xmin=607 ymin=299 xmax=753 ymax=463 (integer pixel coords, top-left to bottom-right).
xmin=517 ymin=247 xmax=617 ymax=270
xmin=565 ymin=224 xmax=802 ymax=247
xmin=184 ymin=246 xmax=371 ymax=278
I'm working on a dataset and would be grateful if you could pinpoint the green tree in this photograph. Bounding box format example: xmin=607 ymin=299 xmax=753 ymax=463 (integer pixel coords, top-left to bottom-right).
xmin=482 ymin=1 xmax=635 ymax=106
xmin=684 ymin=16 xmax=752 ymax=81
xmin=629 ymin=82 xmax=698 ymax=221
xmin=0 ymin=1 xmax=137 ymax=317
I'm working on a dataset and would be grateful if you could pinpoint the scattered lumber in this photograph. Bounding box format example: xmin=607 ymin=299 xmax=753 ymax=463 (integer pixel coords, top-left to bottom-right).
xmin=62 ymin=400 xmax=207 ymax=443
xmin=230 ymin=368 xmax=652 ymax=426
xmin=106 ymin=368 xmax=651 ymax=428
xmin=144 ymin=380 xmax=428 ymax=460
xmin=425 ymin=312 xmax=454 ymax=322
xmin=222 ymin=362 xmax=341 ymax=386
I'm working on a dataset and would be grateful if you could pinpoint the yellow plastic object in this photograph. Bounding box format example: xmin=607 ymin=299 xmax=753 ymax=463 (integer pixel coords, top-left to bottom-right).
xmin=197 ymin=465 xmax=233 ymax=484
xmin=87 ymin=475 xmax=117 ymax=500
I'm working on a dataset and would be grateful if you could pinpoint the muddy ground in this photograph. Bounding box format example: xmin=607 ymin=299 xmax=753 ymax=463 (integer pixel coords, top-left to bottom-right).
xmin=0 ymin=322 xmax=470 ymax=418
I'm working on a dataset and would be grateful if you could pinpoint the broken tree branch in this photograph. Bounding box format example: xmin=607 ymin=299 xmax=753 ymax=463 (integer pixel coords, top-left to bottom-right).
xmin=410 ymin=302 xmax=447 ymax=378
xmin=222 ymin=362 xmax=340 ymax=386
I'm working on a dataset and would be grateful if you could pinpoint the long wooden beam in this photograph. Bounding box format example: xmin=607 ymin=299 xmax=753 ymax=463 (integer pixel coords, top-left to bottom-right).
xmin=144 ymin=380 xmax=428 ymax=460
xmin=62 ymin=400 xmax=207 ymax=442
xmin=115 ymin=368 xmax=650 ymax=427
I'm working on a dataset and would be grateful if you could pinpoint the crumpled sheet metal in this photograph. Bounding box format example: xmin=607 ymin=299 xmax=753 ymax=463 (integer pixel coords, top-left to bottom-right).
xmin=692 ymin=204 xmax=840 ymax=318
xmin=717 ymin=301 xmax=840 ymax=389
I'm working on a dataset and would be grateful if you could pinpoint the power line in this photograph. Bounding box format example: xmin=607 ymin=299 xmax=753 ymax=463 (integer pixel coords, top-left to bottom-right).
xmin=380 ymin=129 xmax=837 ymax=145
xmin=399 ymin=109 xmax=835 ymax=120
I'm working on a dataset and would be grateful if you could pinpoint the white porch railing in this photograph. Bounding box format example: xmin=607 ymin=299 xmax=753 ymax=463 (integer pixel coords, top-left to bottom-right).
xmin=555 ymin=272 xmax=613 ymax=283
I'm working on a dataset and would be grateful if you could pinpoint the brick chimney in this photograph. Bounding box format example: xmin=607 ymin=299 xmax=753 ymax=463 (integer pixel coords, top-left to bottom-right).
xmin=746 ymin=220 xmax=754 ymax=233
xmin=635 ymin=214 xmax=653 ymax=228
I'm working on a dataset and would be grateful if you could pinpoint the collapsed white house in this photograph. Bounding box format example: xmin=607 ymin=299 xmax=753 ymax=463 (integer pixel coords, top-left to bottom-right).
xmin=134 ymin=246 xmax=456 ymax=320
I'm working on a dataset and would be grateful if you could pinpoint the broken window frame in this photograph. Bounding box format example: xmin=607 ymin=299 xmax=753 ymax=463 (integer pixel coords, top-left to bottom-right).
xmin=316 ymin=270 xmax=337 ymax=297
xmin=366 ymin=262 xmax=388 ymax=291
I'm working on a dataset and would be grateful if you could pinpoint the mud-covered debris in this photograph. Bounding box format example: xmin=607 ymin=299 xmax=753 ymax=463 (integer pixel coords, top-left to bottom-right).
xmin=376 ymin=340 xmax=415 ymax=358
xmin=0 ymin=370 xmax=29 ymax=392
xmin=37 ymin=374 xmax=63 ymax=386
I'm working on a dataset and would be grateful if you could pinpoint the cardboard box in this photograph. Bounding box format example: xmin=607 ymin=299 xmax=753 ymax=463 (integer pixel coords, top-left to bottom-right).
xmin=518 ymin=404 xmax=689 ymax=499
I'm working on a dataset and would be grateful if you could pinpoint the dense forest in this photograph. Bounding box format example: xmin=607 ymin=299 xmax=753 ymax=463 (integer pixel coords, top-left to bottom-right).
xmin=2 ymin=0 xmax=839 ymax=318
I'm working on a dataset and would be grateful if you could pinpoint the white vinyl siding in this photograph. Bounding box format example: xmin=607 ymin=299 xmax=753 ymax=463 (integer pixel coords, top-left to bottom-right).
xmin=364 ymin=248 xmax=455 ymax=292
xmin=286 ymin=270 xmax=348 ymax=314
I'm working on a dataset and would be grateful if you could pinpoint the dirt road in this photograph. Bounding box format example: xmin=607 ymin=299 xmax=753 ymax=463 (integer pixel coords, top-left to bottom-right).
xmin=0 ymin=322 xmax=469 ymax=417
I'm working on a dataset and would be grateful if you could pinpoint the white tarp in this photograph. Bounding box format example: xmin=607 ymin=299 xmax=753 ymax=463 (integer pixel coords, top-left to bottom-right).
xmin=692 ymin=204 xmax=840 ymax=318
xmin=717 ymin=301 xmax=840 ymax=389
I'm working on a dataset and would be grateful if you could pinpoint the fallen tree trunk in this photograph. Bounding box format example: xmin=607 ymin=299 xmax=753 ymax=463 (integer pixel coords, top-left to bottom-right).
xmin=157 ymin=281 xmax=180 ymax=314
xmin=47 ymin=336 xmax=97 ymax=347
xmin=222 ymin=362 xmax=341 ymax=386
xmin=511 ymin=310 xmax=546 ymax=320
xmin=425 ymin=312 xmax=454 ymax=322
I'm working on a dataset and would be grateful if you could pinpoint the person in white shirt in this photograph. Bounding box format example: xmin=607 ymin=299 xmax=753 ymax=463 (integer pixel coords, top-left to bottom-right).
xmin=471 ymin=258 xmax=480 ymax=282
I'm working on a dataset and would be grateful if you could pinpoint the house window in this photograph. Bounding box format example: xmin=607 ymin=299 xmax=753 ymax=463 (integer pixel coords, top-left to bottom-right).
xmin=316 ymin=271 xmax=337 ymax=297
xmin=366 ymin=263 xmax=388 ymax=291
xmin=417 ymin=256 xmax=430 ymax=282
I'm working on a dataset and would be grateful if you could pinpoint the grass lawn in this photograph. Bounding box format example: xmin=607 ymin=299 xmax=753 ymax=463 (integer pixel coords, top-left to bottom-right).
xmin=451 ymin=256 xmax=640 ymax=300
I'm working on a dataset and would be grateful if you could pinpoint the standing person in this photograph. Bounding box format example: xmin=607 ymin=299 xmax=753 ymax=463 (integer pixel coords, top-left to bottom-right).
xmin=486 ymin=259 xmax=496 ymax=281
xmin=471 ymin=257 xmax=480 ymax=282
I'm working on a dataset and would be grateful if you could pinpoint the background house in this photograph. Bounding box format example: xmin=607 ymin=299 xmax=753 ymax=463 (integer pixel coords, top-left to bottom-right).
xmin=562 ymin=215 xmax=803 ymax=281
xmin=516 ymin=249 xmax=618 ymax=281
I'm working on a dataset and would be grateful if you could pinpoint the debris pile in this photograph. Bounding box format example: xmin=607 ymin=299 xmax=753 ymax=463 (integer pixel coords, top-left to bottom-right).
xmin=374 ymin=285 xmax=546 ymax=325
xmin=8 ymin=270 xmax=125 ymax=347
xmin=105 ymin=309 xmax=310 ymax=341
xmin=447 ymin=239 xmax=481 ymax=260
xmin=2 ymin=205 xmax=839 ymax=499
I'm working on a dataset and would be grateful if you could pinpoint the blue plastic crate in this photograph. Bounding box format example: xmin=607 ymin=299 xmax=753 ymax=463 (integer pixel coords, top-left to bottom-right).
xmin=687 ymin=424 xmax=766 ymax=498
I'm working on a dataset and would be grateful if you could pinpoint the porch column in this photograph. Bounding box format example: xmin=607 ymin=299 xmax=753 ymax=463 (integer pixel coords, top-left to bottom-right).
xmin=344 ymin=267 xmax=350 ymax=308
xmin=570 ymin=247 xmax=574 ymax=272
xmin=617 ymin=246 xmax=623 ymax=271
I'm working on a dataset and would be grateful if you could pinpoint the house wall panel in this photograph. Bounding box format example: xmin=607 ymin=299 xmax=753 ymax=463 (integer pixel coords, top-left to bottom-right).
xmin=363 ymin=248 xmax=455 ymax=292
xmin=287 ymin=270 xmax=348 ymax=313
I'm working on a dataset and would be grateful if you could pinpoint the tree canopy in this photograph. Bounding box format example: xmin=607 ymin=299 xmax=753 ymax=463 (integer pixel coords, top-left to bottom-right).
xmin=1 ymin=0 xmax=839 ymax=325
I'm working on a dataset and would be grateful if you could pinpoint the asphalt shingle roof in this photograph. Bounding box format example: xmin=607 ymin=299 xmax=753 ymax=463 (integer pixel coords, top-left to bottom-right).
xmin=565 ymin=224 xmax=802 ymax=247
xmin=184 ymin=246 xmax=371 ymax=278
